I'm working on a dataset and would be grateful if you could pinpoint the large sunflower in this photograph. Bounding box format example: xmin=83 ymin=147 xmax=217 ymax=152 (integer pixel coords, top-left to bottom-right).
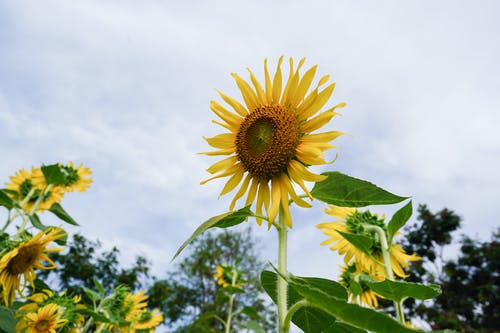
xmin=16 ymin=303 xmax=67 ymax=333
xmin=57 ymin=162 xmax=93 ymax=192
xmin=0 ymin=228 xmax=65 ymax=305
xmin=317 ymin=205 xmax=420 ymax=279
xmin=201 ymin=57 xmax=345 ymax=228
xmin=5 ymin=168 xmax=63 ymax=212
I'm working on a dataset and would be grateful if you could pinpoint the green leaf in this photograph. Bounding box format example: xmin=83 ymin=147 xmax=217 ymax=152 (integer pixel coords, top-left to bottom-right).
xmin=82 ymin=286 xmax=102 ymax=302
xmin=171 ymin=206 xmax=252 ymax=261
xmin=41 ymin=164 xmax=66 ymax=185
xmin=311 ymin=172 xmax=408 ymax=207
xmin=387 ymin=201 xmax=413 ymax=242
xmin=241 ymin=306 xmax=260 ymax=319
xmin=336 ymin=230 xmax=373 ymax=257
xmin=49 ymin=203 xmax=79 ymax=226
xmin=288 ymin=275 xmax=421 ymax=332
xmin=0 ymin=306 xmax=16 ymax=333
xmin=364 ymin=279 xmax=441 ymax=302
xmin=221 ymin=285 xmax=245 ymax=294
xmin=29 ymin=214 xmax=48 ymax=231
xmin=243 ymin=320 xmax=266 ymax=333
xmin=93 ymin=278 xmax=106 ymax=295
xmin=325 ymin=322 xmax=367 ymax=333
xmin=261 ymin=271 xmax=344 ymax=332
xmin=0 ymin=190 xmax=14 ymax=210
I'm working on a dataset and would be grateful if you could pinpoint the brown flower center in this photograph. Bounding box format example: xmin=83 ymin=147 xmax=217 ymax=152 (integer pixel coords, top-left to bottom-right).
xmin=7 ymin=244 xmax=42 ymax=275
xmin=236 ymin=105 xmax=300 ymax=180
xmin=35 ymin=319 xmax=51 ymax=332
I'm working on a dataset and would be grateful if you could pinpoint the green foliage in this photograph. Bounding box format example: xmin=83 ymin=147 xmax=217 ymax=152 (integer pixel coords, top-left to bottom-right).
xmin=387 ymin=201 xmax=413 ymax=242
xmin=49 ymin=202 xmax=79 ymax=226
xmin=0 ymin=306 xmax=16 ymax=333
xmin=311 ymin=172 xmax=408 ymax=207
xmin=0 ymin=190 xmax=14 ymax=210
xmin=400 ymin=205 xmax=499 ymax=332
xmin=362 ymin=279 xmax=441 ymax=302
xmin=171 ymin=205 xmax=252 ymax=261
xmin=41 ymin=164 xmax=67 ymax=185
xmin=163 ymin=228 xmax=274 ymax=332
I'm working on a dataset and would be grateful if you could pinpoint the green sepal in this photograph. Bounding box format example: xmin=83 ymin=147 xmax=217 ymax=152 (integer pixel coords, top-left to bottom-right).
xmin=41 ymin=164 xmax=66 ymax=185
xmin=336 ymin=230 xmax=373 ymax=257
xmin=0 ymin=190 xmax=14 ymax=210
xmin=287 ymin=274 xmax=421 ymax=332
xmin=243 ymin=320 xmax=266 ymax=333
xmin=49 ymin=203 xmax=79 ymax=226
xmin=387 ymin=201 xmax=413 ymax=242
xmin=171 ymin=206 xmax=252 ymax=262
xmin=0 ymin=306 xmax=16 ymax=333
xmin=363 ymin=278 xmax=441 ymax=302
xmin=311 ymin=172 xmax=408 ymax=207
xmin=261 ymin=271 xmax=344 ymax=332
xmin=348 ymin=280 xmax=363 ymax=296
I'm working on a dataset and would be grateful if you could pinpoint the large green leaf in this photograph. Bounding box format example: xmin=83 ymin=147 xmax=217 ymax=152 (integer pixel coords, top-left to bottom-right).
xmin=288 ymin=275 xmax=421 ymax=333
xmin=261 ymin=271 xmax=345 ymax=332
xmin=387 ymin=201 xmax=413 ymax=242
xmin=364 ymin=279 xmax=441 ymax=302
xmin=49 ymin=203 xmax=79 ymax=226
xmin=243 ymin=320 xmax=266 ymax=333
xmin=41 ymin=164 xmax=66 ymax=185
xmin=311 ymin=172 xmax=408 ymax=207
xmin=0 ymin=306 xmax=16 ymax=333
xmin=0 ymin=190 xmax=14 ymax=210
xmin=171 ymin=206 xmax=252 ymax=261
xmin=29 ymin=214 xmax=48 ymax=231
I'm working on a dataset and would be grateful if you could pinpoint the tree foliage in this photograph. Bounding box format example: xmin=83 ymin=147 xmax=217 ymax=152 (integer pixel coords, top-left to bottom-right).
xmin=400 ymin=204 xmax=499 ymax=332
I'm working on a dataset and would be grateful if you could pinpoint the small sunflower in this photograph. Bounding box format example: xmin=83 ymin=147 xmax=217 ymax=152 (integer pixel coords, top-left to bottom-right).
xmin=5 ymin=168 xmax=64 ymax=212
xmin=340 ymin=264 xmax=382 ymax=308
xmin=214 ymin=264 xmax=245 ymax=288
xmin=123 ymin=290 xmax=149 ymax=322
xmin=214 ymin=264 xmax=231 ymax=287
xmin=57 ymin=162 xmax=92 ymax=192
xmin=133 ymin=308 xmax=164 ymax=332
xmin=317 ymin=205 xmax=420 ymax=279
xmin=16 ymin=303 xmax=67 ymax=333
xmin=0 ymin=228 xmax=65 ymax=305
xmin=201 ymin=57 xmax=345 ymax=228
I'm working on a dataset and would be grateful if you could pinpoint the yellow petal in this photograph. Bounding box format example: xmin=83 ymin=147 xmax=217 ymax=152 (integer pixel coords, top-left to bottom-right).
xmin=200 ymin=163 xmax=241 ymax=185
xmin=268 ymin=177 xmax=281 ymax=223
xmin=264 ymin=58 xmax=273 ymax=102
xmin=217 ymin=90 xmax=248 ymax=116
xmin=288 ymin=160 xmax=326 ymax=182
xmin=272 ymin=56 xmax=284 ymax=103
xmin=281 ymin=174 xmax=311 ymax=208
xmin=299 ymin=83 xmax=336 ymax=120
xmin=300 ymin=109 xmax=338 ymax=133
xmin=210 ymin=100 xmax=242 ymax=129
xmin=230 ymin=174 xmax=251 ymax=210
xmin=292 ymin=65 xmax=317 ymax=107
xmin=203 ymin=133 xmax=235 ymax=149
xmin=206 ymin=156 xmax=239 ymax=174
xmin=245 ymin=177 xmax=259 ymax=206
xmin=295 ymin=144 xmax=328 ymax=165
xmin=219 ymin=167 xmax=245 ymax=197
xmin=247 ymin=68 xmax=267 ymax=105
xmin=231 ymin=73 xmax=259 ymax=111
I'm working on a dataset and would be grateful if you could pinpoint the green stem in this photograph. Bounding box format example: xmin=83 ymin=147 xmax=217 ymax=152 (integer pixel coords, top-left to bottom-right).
xmin=1 ymin=188 xmax=36 ymax=232
xmin=224 ymin=272 xmax=237 ymax=333
xmin=365 ymin=224 xmax=405 ymax=324
xmin=283 ymin=300 xmax=308 ymax=332
xmin=277 ymin=205 xmax=288 ymax=333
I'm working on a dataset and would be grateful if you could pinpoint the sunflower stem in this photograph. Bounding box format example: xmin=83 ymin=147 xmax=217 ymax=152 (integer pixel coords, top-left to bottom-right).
xmin=1 ymin=188 xmax=36 ymax=232
xmin=365 ymin=224 xmax=406 ymax=324
xmin=224 ymin=271 xmax=237 ymax=333
xmin=283 ymin=300 xmax=308 ymax=332
xmin=277 ymin=205 xmax=289 ymax=333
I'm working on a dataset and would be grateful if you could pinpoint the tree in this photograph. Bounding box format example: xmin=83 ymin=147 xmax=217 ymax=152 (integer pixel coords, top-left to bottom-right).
xmin=400 ymin=204 xmax=500 ymax=332
xmin=154 ymin=227 xmax=275 ymax=333
xmin=38 ymin=233 xmax=150 ymax=299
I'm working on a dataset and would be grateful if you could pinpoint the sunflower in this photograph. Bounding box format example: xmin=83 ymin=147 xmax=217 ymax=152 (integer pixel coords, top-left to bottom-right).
xmin=201 ymin=57 xmax=345 ymax=228
xmin=123 ymin=290 xmax=149 ymax=322
xmin=16 ymin=303 xmax=67 ymax=333
xmin=133 ymin=309 xmax=164 ymax=332
xmin=214 ymin=264 xmax=231 ymax=287
xmin=339 ymin=264 xmax=382 ymax=308
xmin=57 ymin=162 xmax=92 ymax=192
xmin=5 ymin=168 xmax=64 ymax=212
xmin=0 ymin=228 xmax=65 ymax=305
xmin=317 ymin=205 xmax=420 ymax=279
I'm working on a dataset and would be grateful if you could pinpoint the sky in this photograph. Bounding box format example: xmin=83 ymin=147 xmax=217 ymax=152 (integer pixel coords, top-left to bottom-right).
xmin=1 ymin=0 xmax=499 ymax=330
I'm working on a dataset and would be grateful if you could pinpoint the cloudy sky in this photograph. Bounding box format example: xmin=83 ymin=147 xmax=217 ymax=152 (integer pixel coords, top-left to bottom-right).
xmin=1 ymin=0 xmax=499 ymax=324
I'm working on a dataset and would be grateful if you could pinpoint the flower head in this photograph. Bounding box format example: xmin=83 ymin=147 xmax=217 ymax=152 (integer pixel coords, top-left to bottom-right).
xmin=317 ymin=205 xmax=420 ymax=279
xmin=5 ymin=168 xmax=63 ymax=212
xmin=57 ymin=162 xmax=92 ymax=193
xmin=0 ymin=228 xmax=65 ymax=305
xmin=340 ymin=264 xmax=382 ymax=308
xmin=16 ymin=303 xmax=67 ymax=333
xmin=214 ymin=264 xmax=245 ymax=288
xmin=202 ymin=57 xmax=345 ymax=228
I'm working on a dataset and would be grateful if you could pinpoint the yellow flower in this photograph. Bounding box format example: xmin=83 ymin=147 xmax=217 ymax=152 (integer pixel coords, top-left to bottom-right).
xmin=5 ymin=168 xmax=64 ymax=212
xmin=339 ymin=264 xmax=382 ymax=308
xmin=201 ymin=57 xmax=345 ymax=228
xmin=0 ymin=228 xmax=65 ymax=305
xmin=317 ymin=205 xmax=420 ymax=279
xmin=123 ymin=290 xmax=149 ymax=322
xmin=57 ymin=162 xmax=93 ymax=192
xmin=16 ymin=303 xmax=67 ymax=333
xmin=133 ymin=309 xmax=164 ymax=332
xmin=214 ymin=264 xmax=231 ymax=287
